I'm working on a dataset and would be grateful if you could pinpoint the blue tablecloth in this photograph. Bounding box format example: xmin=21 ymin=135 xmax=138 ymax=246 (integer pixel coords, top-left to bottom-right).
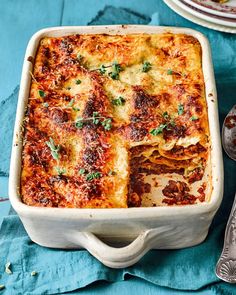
xmin=1 ymin=1 xmax=236 ymax=294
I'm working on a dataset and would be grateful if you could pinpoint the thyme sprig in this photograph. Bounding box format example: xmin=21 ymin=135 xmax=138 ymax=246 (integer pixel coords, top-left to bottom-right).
xmin=112 ymin=96 xmax=126 ymax=106
xmin=86 ymin=172 xmax=102 ymax=181
xmin=178 ymin=104 xmax=184 ymax=115
xmin=190 ymin=116 xmax=199 ymax=121
xmin=55 ymin=167 xmax=66 ymax=175
xmin=67 ymin=99 xmax=80 ymax=111
xmin=78 ymin=168 xmax=102 ymax=181
xmin=92 ymin=61 xmax=122 ymax=80
xmin=150 ymin=112 xmax=176 ymax=136
xmin=150 ymin=124 xmax=167 ymax=136
xmin=45 ymin=137 xmax=60 ymax=160
xmin=75 ymin=112 xmax=112 ymax=131
xmin=142 ymin=61 xmax=152 ymax=72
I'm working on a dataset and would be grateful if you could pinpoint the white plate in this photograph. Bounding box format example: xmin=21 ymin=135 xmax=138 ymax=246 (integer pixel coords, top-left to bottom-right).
xmin=164 ymin=0 xmax=236 ymax=33
xmin=183 ymin=0 xmax=236 ymax=19
xmin=173 ymin=0 xmax=236 ymax=27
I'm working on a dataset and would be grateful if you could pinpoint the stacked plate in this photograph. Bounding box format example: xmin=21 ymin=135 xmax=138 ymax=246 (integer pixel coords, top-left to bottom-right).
xmin=164 ymin=0 xmax=236 ymax=33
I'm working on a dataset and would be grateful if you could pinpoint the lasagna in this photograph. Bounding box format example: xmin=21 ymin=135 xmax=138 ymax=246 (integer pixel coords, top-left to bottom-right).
xmin=21 ymin=33 xmax=211 ymax=208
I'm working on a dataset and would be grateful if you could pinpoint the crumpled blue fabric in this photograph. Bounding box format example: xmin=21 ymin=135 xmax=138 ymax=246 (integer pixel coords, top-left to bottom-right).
xmin=1 ymin=1 xmax=236 ymax=294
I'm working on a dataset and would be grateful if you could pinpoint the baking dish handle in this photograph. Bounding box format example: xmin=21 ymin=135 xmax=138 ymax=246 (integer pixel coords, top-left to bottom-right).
xmin=70 ymin=226 xmax=173 ymax=268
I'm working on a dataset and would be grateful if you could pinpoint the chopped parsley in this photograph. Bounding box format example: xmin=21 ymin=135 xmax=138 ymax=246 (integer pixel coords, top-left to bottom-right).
xmin=79 ymin=168 xmax=86 ymax=175
xmin=72 ymin=106 xmax=80 ymax=111
xmin=86 ymin=172 xmax=102 ymax=181
xmin=112 ymin=96 xmax=126 ymax=106
xmin=5 ymin=262 xmax=12 ymax=275
xmin=178 ymin=104 xmax=184 ymax=115
xmin=108 ymin=61 xmax=122 ymax=80
xmin=31 ymin=271 xmax=38 ymax=276
xmin=190 ymin=116 xmax=199 ymax=121
xmin=75 ymin=79 xmax=81 ymax=85
xmin=55 ymin=167 xmax=66 ymax=175
xmin=167 ymin=69 xmax=173 ymax=75
xmin=142 ymin=61 xmax=152 ymax=73
xmin=45 ymin=137 xmax=60 ymax=160
xmin=38 ymin=90 xmax=45 ymax=97
xmin=150 ymin=124 xmax=167 ymax=136
xmin=66 ymin=86 xmax=71 ymax=90
xmin=42 ymin=102 xmax=49 ymax=108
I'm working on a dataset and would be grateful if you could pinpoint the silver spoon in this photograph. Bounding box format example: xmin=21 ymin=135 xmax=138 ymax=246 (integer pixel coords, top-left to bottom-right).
xmin=216 ymin=104 xmax=236 ymax=283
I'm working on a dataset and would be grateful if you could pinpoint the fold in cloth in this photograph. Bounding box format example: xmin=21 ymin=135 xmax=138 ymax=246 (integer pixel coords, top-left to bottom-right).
xmin=0 ymin=215 xmax=226 ymax=294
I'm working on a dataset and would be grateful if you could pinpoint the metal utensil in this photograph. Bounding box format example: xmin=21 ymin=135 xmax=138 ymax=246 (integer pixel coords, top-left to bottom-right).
xmin=216 ymin=105 xmax=236 ymax=283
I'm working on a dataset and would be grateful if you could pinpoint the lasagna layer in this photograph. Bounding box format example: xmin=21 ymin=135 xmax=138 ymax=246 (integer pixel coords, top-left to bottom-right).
xmin=21 ymin=33 xmax=211 ymax=208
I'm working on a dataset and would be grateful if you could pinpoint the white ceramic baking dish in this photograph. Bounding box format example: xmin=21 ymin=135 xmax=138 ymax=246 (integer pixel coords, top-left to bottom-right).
xmin=9 ymin=25 xmax=223 ymax=268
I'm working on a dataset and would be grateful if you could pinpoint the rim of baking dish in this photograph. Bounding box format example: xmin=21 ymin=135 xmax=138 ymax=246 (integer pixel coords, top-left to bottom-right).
xmin=9 ymin=25 xmax=224 ymax=220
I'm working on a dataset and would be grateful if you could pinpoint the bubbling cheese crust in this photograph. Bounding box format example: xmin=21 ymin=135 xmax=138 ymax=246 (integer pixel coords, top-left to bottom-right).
xmin=21 ymin=33 xmax=211 ymax=208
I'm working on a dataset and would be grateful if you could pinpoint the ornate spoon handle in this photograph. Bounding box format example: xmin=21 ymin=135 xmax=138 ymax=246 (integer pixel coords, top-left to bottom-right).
xmin=216 ymin=193 xmax=236 ymax=283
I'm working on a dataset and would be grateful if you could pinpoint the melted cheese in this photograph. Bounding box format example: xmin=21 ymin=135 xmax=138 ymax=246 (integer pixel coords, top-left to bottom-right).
xmin=21 ymin=33 xmax=210 ymax=208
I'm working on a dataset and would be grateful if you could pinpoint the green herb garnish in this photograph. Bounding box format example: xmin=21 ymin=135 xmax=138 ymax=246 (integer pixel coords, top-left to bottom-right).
xmin=67 ymin=99 xmax=75 ymax=107
xmin=112 ymin=96 xmax=126 ymax=106
xmin=99 ymin=65 xmax=107 ymax=75
xmin=75 ymin=113 xmax=112 ymax=131
xmin=92 ymin=112 xmax=100 ymax=125
xmin=190 ymin=116 xmax=199 ymax=121
xmin=55 ymin=167 xmax=66 ymax=175
xmin=86 ymin=172 xmax=102 ymax=181
xmin=142 ymin=61 xmax=152 ymax=73
xmin=79 ymin=168 xmax=86 ymax=175
xmin=67 ymin=99 xmax=80 ymax=111
xmin=45 ymin=137 xmax=60 ymax=160
xmin=167 ymin=69 xmax=173 ymax=75
xmin=150 ymin=124 xmax=167 ymax=136
xmin=75 ymin=118 xmax=84 ymax=129
xmin=66 ymin=86 xmax=71 ymax=90
xmin=31 ymin=271 xmax=38 ymax=276
xmin=101 ymin=118 xmax=112 ymax=131
xmin=108 ymin=61 xmax=122 ymax=80
xmin=75 ymin=79 xmax=81 ymax=85
xmin=42 ymin=102 xmax=49 ymax=108
xmin=77 ymin=53 xmax=83 ymax=61
xmin=5 ymin=262 xmax=12 ymax=275
xmin=38 ymin=90 xmax=45 ymax=97
xmin=163 ymin=111 xmax=169 ymax=120
xmin=178 ymin=104 xmax=184 ymax=115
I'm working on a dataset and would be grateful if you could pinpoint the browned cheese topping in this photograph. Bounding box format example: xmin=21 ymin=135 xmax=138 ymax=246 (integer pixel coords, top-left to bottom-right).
xmin=21 ymin=33 xmax=210 ymax=208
